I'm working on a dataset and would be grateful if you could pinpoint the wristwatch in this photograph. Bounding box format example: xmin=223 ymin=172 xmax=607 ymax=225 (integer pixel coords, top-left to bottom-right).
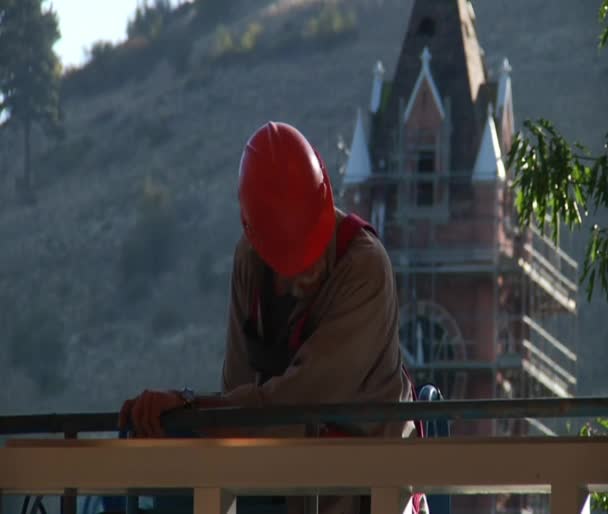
xmin=179 ymin=387 xmax=196 ymax=408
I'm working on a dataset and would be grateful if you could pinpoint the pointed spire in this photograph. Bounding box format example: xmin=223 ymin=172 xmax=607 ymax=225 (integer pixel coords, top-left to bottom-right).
xmin=472 ymin=104 xmax=506 ymax=182
xmin=370 ymin=61 xmax=385 ymax=114
xmin=343 ymin=108 xmax=372 ymax=185
xmin=496 ymin=57 xmax=512 ymax=114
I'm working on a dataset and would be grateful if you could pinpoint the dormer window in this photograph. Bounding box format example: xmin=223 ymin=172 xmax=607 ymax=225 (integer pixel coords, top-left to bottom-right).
xmin=417 ymin=17 xmax=436 ymax=37
xmin=402 ymin=47 xmax=447 ymax=216
xmin=416 ymin=151 xmax=435 ymax=206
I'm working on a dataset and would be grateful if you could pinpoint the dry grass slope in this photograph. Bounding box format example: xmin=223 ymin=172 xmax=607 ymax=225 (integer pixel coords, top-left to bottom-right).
xmin=0 ymin=0 xmax=606 ymax=419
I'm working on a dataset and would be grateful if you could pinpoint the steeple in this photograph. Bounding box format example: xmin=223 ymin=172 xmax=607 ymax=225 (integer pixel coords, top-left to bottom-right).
xmin=370 ymin=61 xmax=385 ymax=114
xmin=495 ymin=57 xmax=515 ymax=153
xmin=496 ymin=58 xmax=513 ymax=116
xmin=371 ymin=0 xmax=488 ymax=173
xmin=343 ymin=108 xmax=372 ymax=185
xmin=472 ymin=104 xmax=506 ymax=182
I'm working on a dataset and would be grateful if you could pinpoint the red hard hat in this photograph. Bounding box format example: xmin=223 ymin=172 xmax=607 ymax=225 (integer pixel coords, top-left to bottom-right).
xmin=238 ymin=122 xmax=336 ymax=277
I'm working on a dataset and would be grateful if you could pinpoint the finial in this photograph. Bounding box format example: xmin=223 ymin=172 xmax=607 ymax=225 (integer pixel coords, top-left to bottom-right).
xmin=501 ymin=57 xmax=512 ymax=76
xmin=421 ymin=46 xmax=432 ymax=69
xmin=373 ymin=60 xmax=385 ymax=77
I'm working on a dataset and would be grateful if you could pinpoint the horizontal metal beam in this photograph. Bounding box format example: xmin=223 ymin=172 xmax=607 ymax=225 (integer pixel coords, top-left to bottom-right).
xmin=518 ymin=258 xmax=577 ymax=312
xmin=0 ymin=413 xmax=119 ymax=436
xmin=404 ymin=359 xmax=523 ymax=371
xmin=1 ymin=397 xmax=607 ymax=436
xmin=1 ymin=437 xmax=607 ymax=496
xmin=529 ymin=224 xmax=579 ymax=270
xmin=522 ymin=360 xmax=572 ymax=398
xmin=393 ymin=264 xmax=503 ymax=274
xmin=522 ymin=315 xmax=577 ymax=362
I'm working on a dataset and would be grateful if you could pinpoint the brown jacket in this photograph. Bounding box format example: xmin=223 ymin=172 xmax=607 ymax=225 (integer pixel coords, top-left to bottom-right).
xmin=221 ymin=209 xmax=414 ymax=513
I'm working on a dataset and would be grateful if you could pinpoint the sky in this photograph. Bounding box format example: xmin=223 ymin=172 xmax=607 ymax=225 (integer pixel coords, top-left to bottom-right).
xmin=49 ymin=0 xmax=181 ymax=68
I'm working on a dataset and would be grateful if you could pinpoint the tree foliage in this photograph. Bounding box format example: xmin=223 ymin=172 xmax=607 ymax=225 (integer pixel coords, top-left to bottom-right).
xmin=600 ymin=0 xmax=608 ymax=48
xmin=508 ymin=121 xmax=608 ymax=301
xmin=127 ymin=0 xmax=172 ymax=41
xmin=0 ymin=0 xmax=62 ymax=192
xmin=507 ymin=0 xmax=608 ymax=303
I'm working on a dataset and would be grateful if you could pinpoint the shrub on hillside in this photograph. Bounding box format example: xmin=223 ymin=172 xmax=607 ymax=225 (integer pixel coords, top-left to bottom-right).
xmin=240 ymin=23 xmax=264 ymax=53
xmin=212 ymin=24 xmax=237 ymax=57
xmin=8 ymin=307 xmax=67 ymax=395
xmin=87 ymin=40 xmax=116 ymax=64
xmin=211 ymin=22 xmax=264 ymax=60
xmin=62 ymin=36 xmax=159 ymax=98
xmin=127 ymin=0 xmax=172 ymax=41
xmin=303 ymin=4 xmax=357 ymax=41
xmin=120 ymin=178 xmax=178 ymax=288
xmin=266 ymin=6 xmax=358 ymax=57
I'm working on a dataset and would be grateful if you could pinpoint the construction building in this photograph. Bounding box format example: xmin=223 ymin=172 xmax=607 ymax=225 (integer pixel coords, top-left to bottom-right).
xmin=339 ymin=1 xmax=579 ymax=511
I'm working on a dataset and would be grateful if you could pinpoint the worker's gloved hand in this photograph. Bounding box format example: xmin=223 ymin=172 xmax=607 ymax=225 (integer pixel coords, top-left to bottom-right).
xmin=118 ymin=389 xmax=184 ymax=438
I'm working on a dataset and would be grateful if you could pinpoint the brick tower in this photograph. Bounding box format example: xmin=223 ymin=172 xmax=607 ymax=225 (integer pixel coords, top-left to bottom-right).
xmin=339 ymin=1 xmax=578 ymax=512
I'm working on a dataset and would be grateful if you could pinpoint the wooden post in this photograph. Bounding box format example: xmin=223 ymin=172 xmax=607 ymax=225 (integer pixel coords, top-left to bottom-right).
xmin=62 ymin=431 xmax=78 ymax=514
xmin=550 ymin=483 xmax=587 ymax=514
xmin=194 ymin=488 xmax=235 ymax=514
xmin=371 ymin=487 xmax=403 ymax=514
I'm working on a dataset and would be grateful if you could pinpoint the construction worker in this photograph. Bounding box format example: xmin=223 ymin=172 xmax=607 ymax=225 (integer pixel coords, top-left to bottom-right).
xmin=119 ymin=122 xmax=417 ymax=514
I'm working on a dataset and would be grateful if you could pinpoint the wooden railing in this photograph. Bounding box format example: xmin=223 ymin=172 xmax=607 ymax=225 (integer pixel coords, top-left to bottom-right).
xmin=1 ymin=398 xmax=607 ymax=514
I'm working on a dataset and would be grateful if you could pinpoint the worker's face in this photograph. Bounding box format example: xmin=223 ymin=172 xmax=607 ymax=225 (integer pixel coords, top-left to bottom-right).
xmin=282 ymin=254 xmax=328 ymax=299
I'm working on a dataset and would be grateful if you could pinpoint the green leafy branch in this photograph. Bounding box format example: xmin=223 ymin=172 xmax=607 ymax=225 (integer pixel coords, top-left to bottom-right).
xmin=581 ymin=418 xmax=608 ymax=510
xmin=600 ymin=0 xmax=608 ymax=48
xmin=507 ymin=120 xmax=608 ymax=301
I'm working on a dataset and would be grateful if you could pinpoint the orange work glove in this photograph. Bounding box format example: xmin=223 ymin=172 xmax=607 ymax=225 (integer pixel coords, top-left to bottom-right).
xmin=119 ymin=389 xmax=184 ymax=438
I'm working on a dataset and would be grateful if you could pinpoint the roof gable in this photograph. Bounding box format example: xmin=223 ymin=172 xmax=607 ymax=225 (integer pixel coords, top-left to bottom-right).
xmin=403 ymin=47 xmax=445 ymax=122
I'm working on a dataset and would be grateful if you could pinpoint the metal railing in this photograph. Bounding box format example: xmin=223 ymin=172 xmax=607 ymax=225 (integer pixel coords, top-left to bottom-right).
xmin=2 ymin=398 xmax=608 ymax=435
xmin=1 ymin=398 xmax=608 ymax=514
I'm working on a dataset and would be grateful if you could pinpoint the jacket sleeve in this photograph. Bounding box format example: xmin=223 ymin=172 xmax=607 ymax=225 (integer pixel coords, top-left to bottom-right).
xmin=223 ymin=244 xmax=406 ymax=409
xmin=221 ymin=241 xmax=257 ymax=393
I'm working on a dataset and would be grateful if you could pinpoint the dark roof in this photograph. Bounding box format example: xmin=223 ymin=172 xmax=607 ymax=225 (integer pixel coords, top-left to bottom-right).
xmin=476 ymin=80 xmax=498 ymax=127
xmin=371 ymin=0 xmax=489 ymax=174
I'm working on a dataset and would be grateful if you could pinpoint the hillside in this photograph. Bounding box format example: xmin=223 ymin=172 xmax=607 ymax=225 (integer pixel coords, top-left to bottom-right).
xmin=0 ymin=0 xmax=606 ymax=418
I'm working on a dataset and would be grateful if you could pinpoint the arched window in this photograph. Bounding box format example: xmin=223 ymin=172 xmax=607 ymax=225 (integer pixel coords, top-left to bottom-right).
xmin=399 ymin=301 xmax=467 ymax=399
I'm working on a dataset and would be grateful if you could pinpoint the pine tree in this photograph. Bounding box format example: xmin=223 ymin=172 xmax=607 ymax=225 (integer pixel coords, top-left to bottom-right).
xmin=0 ymin=0 xmax=63 ymax=197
